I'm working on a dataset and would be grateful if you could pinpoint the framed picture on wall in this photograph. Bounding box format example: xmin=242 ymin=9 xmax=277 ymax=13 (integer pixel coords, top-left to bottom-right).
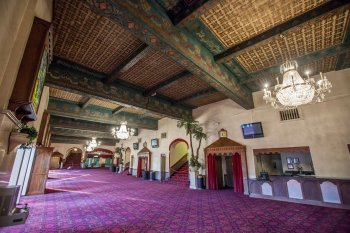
xmin=286 ymin=157 xmax=293 ymax=164
xmin=133 ymin=143 xmax=139 ymax=150
xmin=293 ymin=157 xmax=300 ymax=164
xmin=287 ymin=164 xmax=294 ymax=169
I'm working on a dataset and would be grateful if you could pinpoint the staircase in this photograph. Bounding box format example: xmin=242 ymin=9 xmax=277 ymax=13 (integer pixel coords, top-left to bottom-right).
xmin=167 ymin=162 xmax=189 ymax=186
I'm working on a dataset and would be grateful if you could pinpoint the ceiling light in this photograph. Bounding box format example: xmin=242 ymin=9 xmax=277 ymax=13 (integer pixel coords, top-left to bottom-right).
xmin=111 ymin=121 xmax=135 ymax=140
xmin=263 ymin=60 xmax=332 ymax=109
xmin=84 ymin=137 xmax=101 ymax=152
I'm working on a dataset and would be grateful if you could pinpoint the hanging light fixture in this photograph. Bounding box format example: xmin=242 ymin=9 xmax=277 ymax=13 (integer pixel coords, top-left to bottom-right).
xmin=263 ymin=60 xmax=332 ymax=109
xmin=84 ymin=137 xmax=101 ymax=152
xmin=111 ymin=121 xmax=135 ymax=140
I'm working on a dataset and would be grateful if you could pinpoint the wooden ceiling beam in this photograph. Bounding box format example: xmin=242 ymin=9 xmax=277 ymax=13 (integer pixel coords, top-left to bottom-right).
xmin=51 ymin=127 xmax=115 ymax=140
xmin=47 ymin=98 xmax=158 ymax=130
xmin=143 ymin=70 xmax=191 ymax=97
xmin=50 ymin=135 xmax=117 ymax=146
xmin=112 ymin=106 xmax=125 ymax=115
xmin=50 ymin=115 xmax=116 ymax=133
xmin=104 ymin=43 xmax=150 ymax=84
xmin=80 ymin=97 xmax=93 ymax=109
xmin=215 ymin=0 xmax=349 ymax=64
xmin=177 ymin=87 xmax=217 ymax=103
xmin=46 ymin=59 xmax=192 ymax=119
xmin=240 ymin=43 xmax=350 ymax=85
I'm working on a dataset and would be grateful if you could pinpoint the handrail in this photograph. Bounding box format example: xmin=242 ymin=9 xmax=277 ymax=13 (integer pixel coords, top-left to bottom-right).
xmin=170 ymin=153 xmax=188 ymax=176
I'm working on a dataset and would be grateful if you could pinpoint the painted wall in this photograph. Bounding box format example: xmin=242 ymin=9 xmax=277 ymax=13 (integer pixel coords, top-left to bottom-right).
xmin=169 ymin=142 xmax=188 ymax=167
xmin=118 ymin=68 xmax=350 ymax=179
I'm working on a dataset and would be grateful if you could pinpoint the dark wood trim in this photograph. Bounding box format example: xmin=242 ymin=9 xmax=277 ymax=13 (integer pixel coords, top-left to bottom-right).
xmin=112 ymin=106 xmax=125 ymax=115
xmin=80 ymin=97 xmax=92 ymax=109
xmin=37 ymin=111 xmax=50 ymax=146
xmin=143 ymin=70 xmax=191 ymax=97
xmin=104 ymin=43 xmax=150 ymax=84
xmin=215 ymin=1 xmax=349 ymax=64
xmin=253 ymin=146 xmax=310 ymax=155
xmin=9 ymin=17 xmax=51 ymax=122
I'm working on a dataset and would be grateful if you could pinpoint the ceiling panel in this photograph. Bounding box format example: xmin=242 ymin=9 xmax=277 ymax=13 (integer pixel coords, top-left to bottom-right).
xmin=201 ymin=0 xmax=327 ymax=48
xmin=117 ymin=49 xmax=186 ymax=89
xmin=53 ymin=0 xmax=143 ymax=74
xmin=235 ymin=6 xmax=350 ymax=73
xmin=158 ymin=75 xmax=210 ymax=100
xmin=49 ymin=88 xmax=84 ymax=103
xmin=89 ymin=99 xmax=120 ymax=109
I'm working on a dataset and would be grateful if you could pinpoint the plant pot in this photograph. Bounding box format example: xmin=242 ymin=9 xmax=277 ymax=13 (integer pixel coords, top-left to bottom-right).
xmin=8 ymin=132 xmax=29 ymax=152
xmin=189 ymin=171 xmax=197 ymax=189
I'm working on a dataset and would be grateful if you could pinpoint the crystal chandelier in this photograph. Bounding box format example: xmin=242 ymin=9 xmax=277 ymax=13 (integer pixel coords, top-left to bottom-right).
xmin=111 ymin=121 xmax=135 ymax=140
xmin=263 ymin=60 xmax=332 ymax=109
xmin=84 ymin=137 xmax=101 ymax=152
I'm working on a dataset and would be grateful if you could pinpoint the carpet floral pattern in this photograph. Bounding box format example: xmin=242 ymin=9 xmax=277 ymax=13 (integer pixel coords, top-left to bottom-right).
xmin=1 ymin=169 xmax=350 ymax=233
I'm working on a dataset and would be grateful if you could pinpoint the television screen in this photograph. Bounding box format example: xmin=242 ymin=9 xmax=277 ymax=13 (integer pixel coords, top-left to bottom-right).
xmin=241 ymin=122 xmax=264 ymax=139
xmin=151 ymin=139 xmax=159 ymax=148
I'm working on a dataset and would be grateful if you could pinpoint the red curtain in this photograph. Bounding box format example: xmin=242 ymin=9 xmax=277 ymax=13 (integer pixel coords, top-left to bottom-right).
xmin=232 ymin=153 xmax=244 ymax=193
xmin=137 ymin=157 xmax=142 ymax=177
xmin=207 ymin=154 xmax=218 ymax=190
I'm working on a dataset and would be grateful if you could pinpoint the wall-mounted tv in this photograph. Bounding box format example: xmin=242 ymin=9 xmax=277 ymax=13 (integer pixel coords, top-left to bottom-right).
xmin=151 ymin=139 xmax=159 ymax=148
xmin=241 ymin=122 xmax=264 ymax=139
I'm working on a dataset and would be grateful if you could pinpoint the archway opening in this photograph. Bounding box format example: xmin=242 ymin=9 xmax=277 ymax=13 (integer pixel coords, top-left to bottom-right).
xmin=64 ymin=148 xmax=83 ymax=169
xmin=168 ymin=139 xmax=189 ymax=181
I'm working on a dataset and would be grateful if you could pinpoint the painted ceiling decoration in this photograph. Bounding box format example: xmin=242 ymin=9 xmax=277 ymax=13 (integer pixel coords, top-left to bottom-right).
xmin=46 ymin=0 xmax=350 ymax=144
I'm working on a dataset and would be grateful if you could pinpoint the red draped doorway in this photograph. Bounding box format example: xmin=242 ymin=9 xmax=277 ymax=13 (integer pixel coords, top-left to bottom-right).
xmin=205 ymin=129 xmax=248 ymax=194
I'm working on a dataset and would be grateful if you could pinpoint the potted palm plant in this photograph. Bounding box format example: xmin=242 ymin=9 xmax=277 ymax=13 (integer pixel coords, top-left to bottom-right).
xmin=177 ymin=116 xmax=207 ymax=189
xmin=18 ymin=124 xmax=38 ymax=149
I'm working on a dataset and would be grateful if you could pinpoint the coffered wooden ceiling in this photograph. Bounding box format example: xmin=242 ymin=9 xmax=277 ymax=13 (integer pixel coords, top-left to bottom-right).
xmin=46 ymin=0 xmax=350 ymax=144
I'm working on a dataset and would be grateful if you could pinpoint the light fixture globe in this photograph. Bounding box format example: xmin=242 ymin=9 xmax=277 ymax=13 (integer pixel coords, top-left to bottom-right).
xmin=263 ymin=60 xmax=332 ymax=109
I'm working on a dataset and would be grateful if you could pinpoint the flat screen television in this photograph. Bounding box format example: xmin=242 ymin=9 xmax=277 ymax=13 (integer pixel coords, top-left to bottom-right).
xmin=241 ymin=122 xmax=264 ymax=139
xmin=151 ymin=139 xmax=159 ymax=148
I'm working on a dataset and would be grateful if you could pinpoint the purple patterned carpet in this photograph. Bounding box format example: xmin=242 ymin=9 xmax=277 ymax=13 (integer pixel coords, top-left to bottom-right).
xmin=1 ymin=169 xmax=350 ymax=233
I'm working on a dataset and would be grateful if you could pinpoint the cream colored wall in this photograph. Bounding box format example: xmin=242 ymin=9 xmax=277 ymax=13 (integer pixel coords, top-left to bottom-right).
xmin=0 ymin=0 xmax=52 ymax=110
xmin=0 ymin=0 xmax=52 ymax=182
xmin=194 ymin=69 xmax=350 ymax=179
xmin=169 ymin=142 xmax=188 ymax=167
xmin=116 ymin=118 xmax=190 ymax=173
xmin=119 ymin=69 xmax=350 ymax=179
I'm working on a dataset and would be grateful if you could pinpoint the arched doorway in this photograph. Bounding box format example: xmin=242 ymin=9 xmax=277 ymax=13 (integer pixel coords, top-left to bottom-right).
xmin=86 ymin=148 xmax=113 ymax=168
xmin=64 ymin=148 xmax=83 ymax=169
xmin=168 ymin=139 xmax=189 ymax=176
xmin=50 ymin=152 xmax=64 ymax=169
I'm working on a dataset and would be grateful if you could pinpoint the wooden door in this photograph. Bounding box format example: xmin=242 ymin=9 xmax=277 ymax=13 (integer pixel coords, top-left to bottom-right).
xmin=160 ymin=156 xmax=166 ymax=181
xmin=215 ymin=156 xmax=224 ymax=189
xmin=27 ymin=147 xmax=53 ymax=195
xmin=225 ymin=156 xmax=234 ymax=188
